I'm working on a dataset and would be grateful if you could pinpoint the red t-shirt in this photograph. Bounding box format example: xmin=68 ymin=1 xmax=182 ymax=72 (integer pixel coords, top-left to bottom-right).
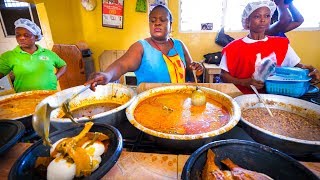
xmin=222 ymin=36 xmax=289 ymax=93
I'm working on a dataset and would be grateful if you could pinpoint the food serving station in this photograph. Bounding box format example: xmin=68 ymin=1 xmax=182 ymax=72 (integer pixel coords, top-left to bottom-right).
xmin=0 ymin=83 xmax=319 ymax=179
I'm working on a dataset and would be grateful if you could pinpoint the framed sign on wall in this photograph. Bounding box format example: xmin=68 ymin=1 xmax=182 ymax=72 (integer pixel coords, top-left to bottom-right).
xmin=102 ymin=0 xmax=124 ymax=29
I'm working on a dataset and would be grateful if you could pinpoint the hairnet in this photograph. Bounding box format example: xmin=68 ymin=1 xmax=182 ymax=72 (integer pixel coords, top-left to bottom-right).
xmin=241 ymin=0 xmax=277 ymax=29
xmin=14 ymin=18 xmax=42 ymax=41
xmin=150 ymin=4 xmax=173 ymax=23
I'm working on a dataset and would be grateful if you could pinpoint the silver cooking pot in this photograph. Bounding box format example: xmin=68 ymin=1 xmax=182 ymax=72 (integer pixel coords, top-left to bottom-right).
xmin=39 ymin=83 xmax=136 ymax=130
xmin=234 ymin=94 xmax=320 ymax=157
xmin=126 ymin=85 xmax=241 ymax=150
xmin=0 ymin=90 xmax=56 ymax=131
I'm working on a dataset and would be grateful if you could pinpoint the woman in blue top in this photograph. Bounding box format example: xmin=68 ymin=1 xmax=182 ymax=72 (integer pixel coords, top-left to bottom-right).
xmin=86 ymin=4 xmax=203 ymax=90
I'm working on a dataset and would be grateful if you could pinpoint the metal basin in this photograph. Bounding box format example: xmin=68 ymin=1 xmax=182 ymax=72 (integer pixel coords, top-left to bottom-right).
xmin=126 ymin=85 xmax=241 ymax=150
xmin=234 ymin=94 xmax=320 ymax=157
xmin=0 ymin=90 xmax=56 ymax=132
xmin=39 ymin=83 xmax=136 ymax=130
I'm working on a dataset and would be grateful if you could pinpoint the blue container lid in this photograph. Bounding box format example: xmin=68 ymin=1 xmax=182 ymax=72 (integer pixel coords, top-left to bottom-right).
xmin=275 ymin=67 xmax=309 ymax=78
xmin=267 ymin=67 xmax=311 ymax=82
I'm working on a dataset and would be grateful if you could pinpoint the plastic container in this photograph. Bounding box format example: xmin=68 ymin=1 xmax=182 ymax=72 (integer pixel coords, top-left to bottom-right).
xmin=9 ymin=123 xmax=122 ymax=179
xmin=265 ymin=67 xmax=311 ymax=97
xmin=274 ymin=67 xmax=309 ymax=78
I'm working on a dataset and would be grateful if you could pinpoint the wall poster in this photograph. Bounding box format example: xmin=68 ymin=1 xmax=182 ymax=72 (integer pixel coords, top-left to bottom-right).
xmin=102 ymin=0 xmax=124 ymax=29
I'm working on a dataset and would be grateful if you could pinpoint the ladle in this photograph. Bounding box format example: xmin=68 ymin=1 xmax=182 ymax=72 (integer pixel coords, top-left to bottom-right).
xmin=32 ymin=103 xmax=55 ymax=146
xmin=61 ymin=84 xmax=90 ymax=122
xmin=191 ymin=70 xmax=206 ymax=106
xmin=192 ymin=70 xmax=198 ymax=86
xmin=32 ymin=85 xmax=90 ymax=146
xmin=250 ymin=85 xmax=274 ymax=117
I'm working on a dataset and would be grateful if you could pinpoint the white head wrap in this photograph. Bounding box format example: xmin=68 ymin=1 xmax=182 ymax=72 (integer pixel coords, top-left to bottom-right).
xmin=14 ymin=18 xmax=42 ymax=41
xmin=241 ymin=0 xmax=277 ymax=30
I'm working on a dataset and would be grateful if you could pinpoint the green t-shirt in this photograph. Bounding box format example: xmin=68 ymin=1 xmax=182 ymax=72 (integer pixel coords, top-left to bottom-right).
xmin=0 ymin=45 xmax=66 ymax=92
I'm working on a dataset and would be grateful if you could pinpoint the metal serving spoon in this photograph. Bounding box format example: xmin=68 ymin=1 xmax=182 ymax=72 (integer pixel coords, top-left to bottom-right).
xmin=32 ymin=85 xmax=90 ymax=146
xmin=250 ymin=85 xmax=274 ymax=117
xmin=32 ymin=103 xmax=55 ymax=146
xmin=61 ymin=85 xmax=90 ymax=122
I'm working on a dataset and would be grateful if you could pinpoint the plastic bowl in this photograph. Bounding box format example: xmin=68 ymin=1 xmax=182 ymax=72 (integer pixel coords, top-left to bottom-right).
xmin=265 ymin=76 xmax=310 ymax=97
xmin=181 ymin=139 xmax=318 ymax=180
xmin=265 ymin=67 xmax=311 ymax=97
xmin=0 ymin=120 xmax=25 ymax=155
xmin=9 ymin=123 xmax=122 ymax=180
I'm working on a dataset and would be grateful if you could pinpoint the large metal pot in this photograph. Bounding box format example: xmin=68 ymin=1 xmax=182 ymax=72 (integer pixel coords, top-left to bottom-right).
xmin=0 ymin=90 xmax=56 ymax=133
xmin=40 ymin=83 xmax=136 ymax=130
xmin=234 ymin=94 xmax=320 ymax=157
xmin=126 ymin=85 xmax=241 ymax=151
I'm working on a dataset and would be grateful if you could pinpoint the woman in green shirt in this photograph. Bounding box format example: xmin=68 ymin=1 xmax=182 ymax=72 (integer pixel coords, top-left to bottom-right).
xmin=0 ymin=18 xmax=67 ymax=92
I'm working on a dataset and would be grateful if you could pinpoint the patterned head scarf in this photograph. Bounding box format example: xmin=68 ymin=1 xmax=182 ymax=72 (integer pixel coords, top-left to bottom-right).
xmin=14 ymin=18 xmax=42 ymax=41
xmin=241 ymin=0 xmax=277 ymax=29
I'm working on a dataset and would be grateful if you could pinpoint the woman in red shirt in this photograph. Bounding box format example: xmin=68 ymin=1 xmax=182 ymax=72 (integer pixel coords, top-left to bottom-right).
xmin=219 ymin=0 xmax=319 ymax=94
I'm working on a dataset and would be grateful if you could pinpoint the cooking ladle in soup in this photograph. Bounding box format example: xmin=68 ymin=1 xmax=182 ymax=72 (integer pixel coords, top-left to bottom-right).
xmin=250 ymin=85 xmax=274 ymax=117
xmin=61 ymin=85 xmax=90 ymax=121
xmin=32 ymin=85 xmax=90 ymax=146
xmin=191 ymin=70 xmax=206 ymax=106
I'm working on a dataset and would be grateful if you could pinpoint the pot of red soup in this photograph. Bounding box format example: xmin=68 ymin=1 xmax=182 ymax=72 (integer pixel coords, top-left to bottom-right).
xmin=234 ymin=94 xmax=320 ymax=158
xmin=0 ymin=90 xmax=56 ymax=134
xmin=126 ymin=85 xmax=241 ymax=151
xmin=41 ymin=83 xmax=136 ymax=130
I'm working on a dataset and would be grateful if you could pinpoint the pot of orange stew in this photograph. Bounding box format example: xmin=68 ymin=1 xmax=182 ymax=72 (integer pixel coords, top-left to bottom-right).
xmin=0 ymin=90 xmax=56 ymax=134
xmin=234 ymin=94 xmax=320 ymax=158
xmin=126 ymin=85 xmax=241 ymax=151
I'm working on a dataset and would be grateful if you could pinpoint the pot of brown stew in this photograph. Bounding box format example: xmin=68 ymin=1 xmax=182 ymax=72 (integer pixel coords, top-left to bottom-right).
xmin=126 ymin=85 xmax=241 ymax=150
xmin=234 ymin=94 xmax=320 ymax=158
xmin=0 ymin=90 xmax=56 ymax=134
xmin=40 ymin=83 xmax=136 ymax=130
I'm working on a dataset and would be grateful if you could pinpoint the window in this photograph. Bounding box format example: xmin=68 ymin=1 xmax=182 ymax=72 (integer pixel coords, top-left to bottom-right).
xmin=223 ymin=0 xmax=252 ymax=31
xmin=180 ymin=0 xmax=223 ymax=32
xmin=0 ymin=0 xmax=41 ymax=37
xmin=4 ymin=0 xmax=28 ymax=7
xmin=292 ymin=1 xmax=320 ymax=29
xmin=180 ymin=0 xmax=320 ymax=32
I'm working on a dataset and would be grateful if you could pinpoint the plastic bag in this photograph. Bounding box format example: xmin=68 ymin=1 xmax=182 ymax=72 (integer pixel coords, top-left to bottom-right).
xmin=253 ymin=53 xmax=277 ymax=82
xmin=215 ymin=27 xmax=235 ymax=47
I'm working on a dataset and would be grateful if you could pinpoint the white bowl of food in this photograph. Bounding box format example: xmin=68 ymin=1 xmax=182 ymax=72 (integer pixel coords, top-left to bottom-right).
xmin=36 ymin=83 xmax=136 ymax=130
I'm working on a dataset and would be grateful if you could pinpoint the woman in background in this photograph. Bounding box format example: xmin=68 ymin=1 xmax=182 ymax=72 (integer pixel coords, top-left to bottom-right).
xmin=266 ymin=0 xmax=304 ymax=37
xmin=86 ymin=5 xmax=203 ymax=90
xmin=219 ymin=0 xmax=319 ymax=94
xmin=0 ymin=18 xmax=67 ymax=93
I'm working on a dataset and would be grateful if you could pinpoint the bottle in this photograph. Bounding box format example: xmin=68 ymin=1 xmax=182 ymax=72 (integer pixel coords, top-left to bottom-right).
xmin=214 ymin=75 xmax=220 ymax=83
